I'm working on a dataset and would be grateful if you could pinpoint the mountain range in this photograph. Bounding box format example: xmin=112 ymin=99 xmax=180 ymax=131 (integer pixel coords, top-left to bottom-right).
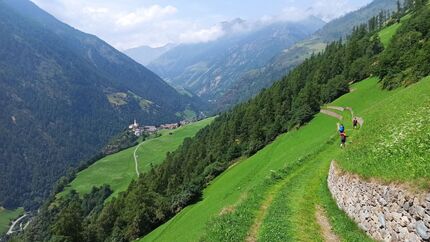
xmin=137 ymin=17 xmax=325 ymax=104
xmin=124 ymin=44 xmax=176 ymax=66
xmin=126 ymin=0 xmax=397 ymax=110
xmin=0 ymin=0 xmax=205 ymax=209
xmin=218 ymin=0 xmax=398 ymax=108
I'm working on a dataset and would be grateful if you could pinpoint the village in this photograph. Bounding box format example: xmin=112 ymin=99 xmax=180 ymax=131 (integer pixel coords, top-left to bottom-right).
xmin=128 ymin=119 xmax=192 ymax=137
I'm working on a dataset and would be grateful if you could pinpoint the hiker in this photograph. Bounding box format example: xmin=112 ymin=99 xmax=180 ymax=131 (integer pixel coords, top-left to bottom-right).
xmin=338 ymin=124 xmax=345 ymax=133
xmin=340 ymin=132 xmax=347 ymax=148
xmin=353 ymin=118 xmax=358 ymax=129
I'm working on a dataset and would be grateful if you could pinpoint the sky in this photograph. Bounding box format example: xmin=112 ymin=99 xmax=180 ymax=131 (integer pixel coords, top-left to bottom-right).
xmin=30 ymin=0 xmax=372 ymax=50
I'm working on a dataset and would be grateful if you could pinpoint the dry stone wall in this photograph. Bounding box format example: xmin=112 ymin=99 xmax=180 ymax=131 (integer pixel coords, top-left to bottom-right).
xmin=328 ymin=162 xmax=430 ymax=242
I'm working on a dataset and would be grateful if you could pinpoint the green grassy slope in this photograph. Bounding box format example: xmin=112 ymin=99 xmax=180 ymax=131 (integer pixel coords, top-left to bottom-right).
xmin=378 ymin=14 xmax=411 ymax=47
xmin=0 ymin=207 xmax=24 ymax=235
xmin=142 ymin=112 xmax=339 ymax=242
xmin=338 ymin=76 xmax=430 ymax=187
xmin=250 ymin=76 xmax=429 ymax=242
xmin=257 ymin=78 xmax=388 ymax=242
xmin=62 ymin=118 xmax=213 ymax=199
xmin=378 ymin=22 xmax=401 ymax=47
xmin=142 ymin=74 xmax=430 ymax=241
xmin=141 ymin=78 xmax=390 ymax=242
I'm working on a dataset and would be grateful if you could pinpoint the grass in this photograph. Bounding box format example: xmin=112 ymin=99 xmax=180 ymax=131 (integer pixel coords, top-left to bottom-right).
xmin=141 ymin=75 xmax=417 ymax=242
xmin=61 ymin=118 xmax=213 ymax=199
xmin=142 ymin=113 xmax=340 ymax=242
xmin=337 ymin=76 xmax=430 ymax=187
xmin=378 ymin=14 xmax=411 ymax=47
xmin=378 ymin=22 xmax=401 ymax=47
xmin=139 ymin=21 xmax=430 ymax=242
xmin=0 ymin=207 xmax=24 ymax=235
xmin=254 ymin=78 xmax=390 ymax=242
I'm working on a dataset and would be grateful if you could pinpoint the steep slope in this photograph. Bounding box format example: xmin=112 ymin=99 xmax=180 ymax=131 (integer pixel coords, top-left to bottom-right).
xmin=148 ymin=17 xmax=325 ymax=102
xmin=140 ymin=77 xmax=384 ymax=241
xmin=219 ymin=0 xmax=398 ymax=109
xmin=141 ymin=75 xmax=430 ymax=242
xmin=124 ymin=44 xmax=176 ymax=66
xmin=0 ymin=0 xmax=204 ymax=210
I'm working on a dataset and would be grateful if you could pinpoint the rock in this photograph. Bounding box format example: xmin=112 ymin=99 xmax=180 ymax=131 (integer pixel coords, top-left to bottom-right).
xmin=360 ymin=209 xmax=370 ymax=220
xmin=403 ymin=202 xmax=411 ymax=211
xmin=416 ymin=206 xmax=426 ymax=218
xmin=406 ymin=232 xmax=421 ymax=242
xmin=379 ymin=214 xmax=386 ymax=228
xmin=407 ymin=221 xmax=415 ymax=232
xmin=398 ymin=227 xmax=409 ymax=240
xmin=426 ymin=194 xmax=430 ymax=202
xmin=393 ymin=212 xmax=403 ymax=221
xmin=390 ymin=231 xmax=400 ymax=242
xmin=379 ymin=197 xmax=388 ymax=206
xmin=386 ymin=212 xmax=394 ymax=221
xmin=390 ymin=203 xmax=401 ymax=212
xmin=416 ymin=220 xmax=430 ymax=240
xmin=424 ymin=214 xmax=430 ymax=227
xmin=400 ymin=216 xmax=410 ymax=227
xmin=359 ymin=222 xmax=369 ymax=232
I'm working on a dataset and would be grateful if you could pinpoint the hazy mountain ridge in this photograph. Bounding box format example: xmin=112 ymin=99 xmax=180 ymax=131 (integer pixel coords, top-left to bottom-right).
xmin=218 ymin=0 xmax=398 ymax=109
xmin=124 ymin=44 xmax=176 ymax=66
xmin=147 ymin=17 xmax=326 ymax=102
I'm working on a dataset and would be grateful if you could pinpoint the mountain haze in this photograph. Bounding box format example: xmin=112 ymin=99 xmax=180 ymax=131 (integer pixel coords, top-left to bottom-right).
xmin=124 ymin=44 xmax=176 ymax=66
xmin=148 ymin=17 xmax=325 ymax=103
xmin=218 ymin=0 xmax=398 ymax=108
xmin=0 ymin=0 xmax=204 ymax=209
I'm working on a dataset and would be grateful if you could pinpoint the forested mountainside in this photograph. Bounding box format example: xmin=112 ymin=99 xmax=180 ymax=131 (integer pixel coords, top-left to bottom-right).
xmin=0 ymin=0 xmax=205 ymax=210
xmin=21 ymin=0 xmax=430 ymax=240
xmin=218 ymin=0 xmax=398 ymax=109
xmin=147 ymin=17 xmax=325 ymax=102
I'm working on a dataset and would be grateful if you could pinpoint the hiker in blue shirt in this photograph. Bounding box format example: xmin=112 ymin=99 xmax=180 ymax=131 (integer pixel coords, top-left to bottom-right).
xmin=338 ymin=124 xmax=345 ymax=133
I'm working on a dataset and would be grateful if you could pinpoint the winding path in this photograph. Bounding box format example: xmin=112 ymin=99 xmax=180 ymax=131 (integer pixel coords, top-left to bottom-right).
xmin=245 ymin=106 xmax=364 ymax=240
xmin=6 ymin=214 xmax=27 ymax=235
xmin=133 ymin=142 xmax=145 ymax=177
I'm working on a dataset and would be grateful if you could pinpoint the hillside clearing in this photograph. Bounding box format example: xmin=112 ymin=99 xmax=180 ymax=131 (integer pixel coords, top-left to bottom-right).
xmin=61 ymin=118 xmax=213 ymax=199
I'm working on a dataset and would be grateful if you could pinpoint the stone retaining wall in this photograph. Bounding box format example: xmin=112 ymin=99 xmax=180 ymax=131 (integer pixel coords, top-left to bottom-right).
xmin=328 ymin=162 xmax=430 ymax=241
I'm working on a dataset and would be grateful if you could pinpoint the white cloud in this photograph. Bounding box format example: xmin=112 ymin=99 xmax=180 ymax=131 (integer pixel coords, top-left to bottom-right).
xmin=115 ymin=5 xmax=177 ymax=28
xmin=279 ymin=0 xmax=370 ymax=22
xmin=30 ymin=0 xmax=371 ymax=50
xmin=179 ymin=25 xmax=225 ymax=44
